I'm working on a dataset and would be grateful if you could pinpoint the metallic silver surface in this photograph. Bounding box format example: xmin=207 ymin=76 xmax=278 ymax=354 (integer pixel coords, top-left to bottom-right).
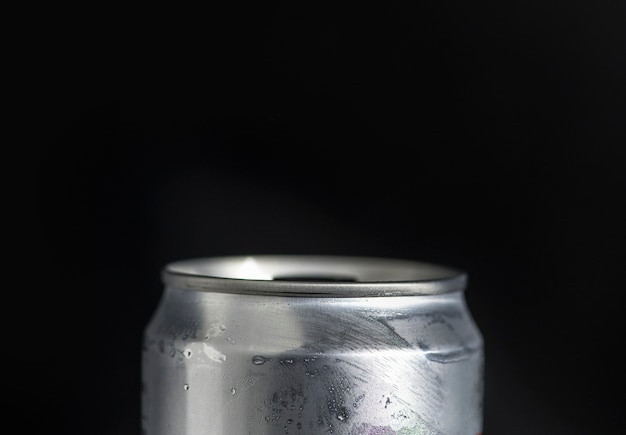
xmin=142 ymin=256 xmax=483 ymax=435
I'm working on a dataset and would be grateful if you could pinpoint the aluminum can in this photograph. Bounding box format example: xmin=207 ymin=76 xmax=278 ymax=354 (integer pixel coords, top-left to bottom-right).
xmin=142 ymin=256 xmax=483 ymax=435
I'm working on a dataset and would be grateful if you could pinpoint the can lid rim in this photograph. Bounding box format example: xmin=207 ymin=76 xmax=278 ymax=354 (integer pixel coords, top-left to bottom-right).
xmin=161 ymin=255 xmax=467 ymax=297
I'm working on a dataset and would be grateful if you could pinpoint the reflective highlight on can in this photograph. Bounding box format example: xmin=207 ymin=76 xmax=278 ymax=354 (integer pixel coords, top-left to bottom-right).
xmin=142 ymin=256 xmax=484 ymax=434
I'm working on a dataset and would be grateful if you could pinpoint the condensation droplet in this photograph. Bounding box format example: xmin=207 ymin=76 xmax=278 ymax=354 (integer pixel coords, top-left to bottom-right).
xmin=336 ymin=407 xmax=349 ymax=421
xmin=183 ymin=348 xmax=192 ymax=358
xmin=183 ymin=384 xmax=189 ymax=391
xmin=219 ymin=324 xmax=227 ymax=331
xmin=231 ymin=388 xmax=236 ymax=395
xmin=203 ymin=343 xmax=227 ymax=363
xmin=424 ymin=346 xmax=477 ymax=364
xmin=252 ymin=355 xmax=271 ymax=365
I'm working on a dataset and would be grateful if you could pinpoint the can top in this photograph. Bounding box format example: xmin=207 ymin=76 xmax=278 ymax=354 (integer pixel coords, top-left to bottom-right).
xmin=162 ymin=256 xmax=466 ymax=297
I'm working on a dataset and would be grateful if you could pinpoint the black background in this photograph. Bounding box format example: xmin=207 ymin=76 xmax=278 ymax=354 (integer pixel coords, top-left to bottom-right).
xmin=13 ymin=1 xmax=626 ymax=434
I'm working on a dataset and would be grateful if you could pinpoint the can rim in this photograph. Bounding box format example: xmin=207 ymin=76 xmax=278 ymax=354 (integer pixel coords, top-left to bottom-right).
xmin=162 ymin=255 xmax=467 ymax=297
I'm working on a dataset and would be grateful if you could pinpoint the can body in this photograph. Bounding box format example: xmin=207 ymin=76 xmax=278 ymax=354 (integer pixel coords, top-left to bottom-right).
xmin=142 ymin=256 xmax=483 ymax=435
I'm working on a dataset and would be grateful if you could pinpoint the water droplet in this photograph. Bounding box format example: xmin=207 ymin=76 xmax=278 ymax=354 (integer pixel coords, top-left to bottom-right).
xmin=203 ymin=343 xmax=227 ymax=363
xmin=183 ymin=384 xmax=189 ymax=391
xmin=424 ymin=345 xmax=478 ymax=363
xmin=183 ymin=348 xmax=192 ymax=358
xmin=287 ymin=419 xmax=294 ymax=424
xmin=297 ymin=422 xmax=302 ymax=429
xmin=231 ymin=388 xmax=236 ymax=395
xmin=252 ymin=355 xmax=271 ymax=365
xmin=219 ymin=324 xmax=227 ymax=331
xmin=226 ymin=337 xmax=236 ymax=344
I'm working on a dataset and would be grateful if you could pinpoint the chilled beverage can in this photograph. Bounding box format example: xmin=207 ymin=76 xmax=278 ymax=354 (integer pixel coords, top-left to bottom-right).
xmin=142 ymin=255 xmax=484 ymax=434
